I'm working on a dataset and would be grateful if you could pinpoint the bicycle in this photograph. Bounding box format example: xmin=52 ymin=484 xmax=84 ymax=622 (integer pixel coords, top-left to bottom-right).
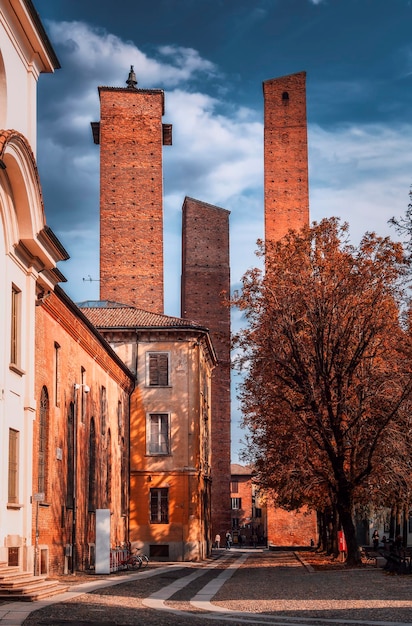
xmin=136 ymin=552 xmax=149 ymax=568
xmin=116 ymin=543 xmax=141 ymax=570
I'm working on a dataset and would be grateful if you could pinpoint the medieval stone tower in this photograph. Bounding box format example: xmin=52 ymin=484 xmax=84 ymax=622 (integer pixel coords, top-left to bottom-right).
xmin=92 ymin=66 xmax=172 ymax=312
xmin=181 ymin=197 xmax=232 ymax=538
xmin=263 ymin=71 xmax=309 ymax=242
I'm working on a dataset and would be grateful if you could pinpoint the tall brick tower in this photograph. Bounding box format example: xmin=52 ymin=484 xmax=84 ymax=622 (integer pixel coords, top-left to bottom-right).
xmin=181 ymin=197 xmax=232 ymax=538
xmin=92 ymin=66 xmax=172 ymax=312
xmin=263 ymin=71 xmax=309 ymax=242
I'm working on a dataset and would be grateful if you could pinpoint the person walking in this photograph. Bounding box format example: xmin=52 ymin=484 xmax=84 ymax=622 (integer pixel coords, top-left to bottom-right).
xmin=225 ymin=531 xmax=232 ymax=549
xmin=372 ymin=530 xmax=379 ymax=551
xmin=214 ymin=533 xmax=221 ymax=549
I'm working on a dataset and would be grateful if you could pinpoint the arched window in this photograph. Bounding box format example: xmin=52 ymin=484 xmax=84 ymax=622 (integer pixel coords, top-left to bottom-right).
xmin=121 ymin=437 xmax=127 ymax=516
xmin=67 ymin=402 xmax=74 ymax=509
xmin=106 ymin=429 xmax=112 ymax=507
xmin=38 ymin=387 xmax=49 ymax=496
xmin=88 ymin=418 xmax=96 ymax=512
xmin=282 ymin=91 xmax=289 ymax=102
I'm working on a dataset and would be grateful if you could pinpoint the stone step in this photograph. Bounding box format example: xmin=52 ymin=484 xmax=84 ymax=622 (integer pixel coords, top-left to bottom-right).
xmin=0 ymin=573 xmax=48 ymax=588
xmin=0 ymin=579 xmax=69 ymax=601
xmin=0 ymin=569 xmax=33 ymax=582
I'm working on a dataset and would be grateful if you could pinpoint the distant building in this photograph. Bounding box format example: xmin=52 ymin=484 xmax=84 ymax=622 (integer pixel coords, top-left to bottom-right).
xmin=230 ymin=465 xmax=267 ymax=545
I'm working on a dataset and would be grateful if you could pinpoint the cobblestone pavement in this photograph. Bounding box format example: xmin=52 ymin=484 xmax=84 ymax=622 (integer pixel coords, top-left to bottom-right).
xmin=1 ymin=549 xmax=412 ymax=625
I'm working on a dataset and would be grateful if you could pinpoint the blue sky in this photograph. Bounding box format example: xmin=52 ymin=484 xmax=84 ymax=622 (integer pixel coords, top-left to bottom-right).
xmin=33 ymin=0 xmax=412 ymax=460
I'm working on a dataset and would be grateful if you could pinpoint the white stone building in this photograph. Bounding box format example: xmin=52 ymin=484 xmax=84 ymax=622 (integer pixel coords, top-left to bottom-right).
xmin=0 ymin=0 xmax=64 ymax=570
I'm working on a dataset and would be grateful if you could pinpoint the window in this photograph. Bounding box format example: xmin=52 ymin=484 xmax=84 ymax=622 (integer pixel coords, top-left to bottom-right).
xmin=147 ymin=413 xmax=170 ymax=455
xmin=117 ymin=401 xmax=123 ymax=436
xmin=147 ymin=353 xmax=169 ymax=386
xmin=80 ymin=367 xmax=86 ymax=423
xmin=67 ymin=403 xmax=74 ymax=509
xmin=38 ymin=387 xmax=49 ymax=496
xmin=255 ymin=508 xmax=262 ymax=518
xmin=231 ymin=479 xmax=239 ymax=493
xmin=121 ymin=437 xmax=127 ymax=516
xmin=106 ymin=430 xmax=112 ymax=507
xmin=8 ymin=429 xmax=19 ymax=504
xmin=232 ymin=518 xmax=240 ymax=529
xmin=231 ymin=497 xmax=241 ymax=510
xmin=150 ymin=488 xmax=169 ymax=523
xmin=54 ymin=343 xmax=60 ymax=406
xmin=100 ymin=386 xmax=107 ymax=435
xmin=10 ymin=285 xmax=21 ymax=367
xmin=88 ymin=418 xmax=96 ymax=512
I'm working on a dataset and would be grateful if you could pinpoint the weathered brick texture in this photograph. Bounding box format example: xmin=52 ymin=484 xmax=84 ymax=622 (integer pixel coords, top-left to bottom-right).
xmin=181 ymin=197 xmax=232 ymax=539
xmin=98 ymin=87 xmax=167 ymax=313
xmin=263 ymin=72 xmax=309 ymax=242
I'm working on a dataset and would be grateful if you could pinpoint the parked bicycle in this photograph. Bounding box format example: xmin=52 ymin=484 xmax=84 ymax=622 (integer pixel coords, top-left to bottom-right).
xmin=136 ymin=551 xmax=149 ymax=568
xmin=115 ymin=542 xmax=149 ymax=571
xmin=117 ymin=544 xmax=141 ymax=570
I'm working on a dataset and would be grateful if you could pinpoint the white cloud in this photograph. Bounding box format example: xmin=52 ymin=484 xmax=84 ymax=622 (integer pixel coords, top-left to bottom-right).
xmin=308 ymin=123 xmax=412 ymax=243
xmin=38 ymin=19 xmax=412 ymax=460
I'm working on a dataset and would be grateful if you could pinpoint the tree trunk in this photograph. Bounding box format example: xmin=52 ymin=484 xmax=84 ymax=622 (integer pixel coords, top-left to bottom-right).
xmin=337 ymin=493 xmax=361 ymax=566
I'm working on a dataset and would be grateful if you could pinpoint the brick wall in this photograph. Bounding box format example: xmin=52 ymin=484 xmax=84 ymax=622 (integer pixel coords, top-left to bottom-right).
xmin=266 ymin=501 xmax=317 ymax=547
xmin=263 ymin=71 xmax=309 ymax=242
xmin=34 ymin=289 xmax=133 ymax=575
xmin=181 ymin=197 xmax=232 ymax=539
xmin=98 ymin=86 xmax=167 ymax=313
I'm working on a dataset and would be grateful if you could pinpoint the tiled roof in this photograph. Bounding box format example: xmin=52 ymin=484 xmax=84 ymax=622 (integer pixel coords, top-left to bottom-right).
xmin=79 ymin=301 xmax=206 ymax=330
xmin=231 ymin=464 xmax=254 ymax=476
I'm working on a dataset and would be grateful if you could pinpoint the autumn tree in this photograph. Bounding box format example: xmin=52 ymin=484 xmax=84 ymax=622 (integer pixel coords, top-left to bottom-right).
xmin=232 ymin=218 xmax=412 ymax=565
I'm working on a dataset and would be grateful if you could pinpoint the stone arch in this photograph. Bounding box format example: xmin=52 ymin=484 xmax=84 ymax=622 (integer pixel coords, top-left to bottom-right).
xmin=0 ymin=51 xmax=6 ymax=129
xmin=0 ymin=129 xmax=46 ymax=253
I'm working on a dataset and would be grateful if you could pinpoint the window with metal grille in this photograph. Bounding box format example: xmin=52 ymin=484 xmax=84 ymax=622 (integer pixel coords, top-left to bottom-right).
xmin=148 ymin=353 xmax=169 ymax=386
xmin=148 ymin=413 xmax=169 ymax=455
xmin=8 ymin=429 xmax=19 ymax=504
xmin=150 ymin=488 xmax=169 ymax=524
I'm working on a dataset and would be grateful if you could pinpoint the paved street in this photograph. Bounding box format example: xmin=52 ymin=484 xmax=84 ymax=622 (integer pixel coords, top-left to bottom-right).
xmin=1 ymin=549 xmax=412 ymax=626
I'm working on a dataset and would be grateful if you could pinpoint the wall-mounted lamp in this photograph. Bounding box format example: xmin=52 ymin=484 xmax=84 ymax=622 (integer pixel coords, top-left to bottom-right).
xmin=74 ymin=383 xmax=90 ymax=393
xmin=36 ymin=290 xmax=52 ymax=306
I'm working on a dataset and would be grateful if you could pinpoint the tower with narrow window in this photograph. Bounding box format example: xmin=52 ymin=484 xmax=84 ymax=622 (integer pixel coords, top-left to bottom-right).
xmin=181 ymin=197 xmax=231 ymax=539
xmin=92 ymin=66 xmax=172 ymax=313
xmin=263 ymin=71 xmax=309 ymax=242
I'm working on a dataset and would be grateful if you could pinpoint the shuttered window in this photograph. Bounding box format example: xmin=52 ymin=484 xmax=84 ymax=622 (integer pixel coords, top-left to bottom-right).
xmin=148 ymin=353 xmax=169 ymax=386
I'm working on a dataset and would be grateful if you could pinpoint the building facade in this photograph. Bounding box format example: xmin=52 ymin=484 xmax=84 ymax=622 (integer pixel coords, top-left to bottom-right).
xmin=230 ymin=464 xmax=267 ymax=546
xmin=92 ymin=68 xmax=172 ymax=313
xmin=81 ymin=303 xmax=217 ymax=561
xmin=263 ymin=71 xmax=309 ymax=243
xmin=181 ymin=197 xmax=232 ymax=541
xmin=0 ymin=0 xmax=62 ymax=572
xmin=34 ymin=288 xmax=134 ymax=575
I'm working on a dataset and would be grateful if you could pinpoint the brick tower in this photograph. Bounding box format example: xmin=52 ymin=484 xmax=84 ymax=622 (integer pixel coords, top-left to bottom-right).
xmin=181 ymin=197 xmax=231 ymax=538
xmin=263 ymin=71 xmax=309 ymax=242
xmin=92 ymin=66 xmax=172 ymax=312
